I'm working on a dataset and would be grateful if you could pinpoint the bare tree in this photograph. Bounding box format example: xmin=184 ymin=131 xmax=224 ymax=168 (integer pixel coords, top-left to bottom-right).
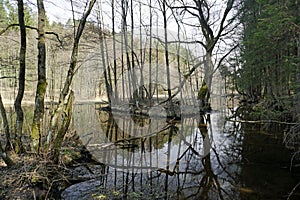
xmin=96 ymin=1 xmax=112 ymax=106
xmin=170 ymin=0 xmax=239 ymax=108
xmin=158 ymin=0 xmax=174 ymax=115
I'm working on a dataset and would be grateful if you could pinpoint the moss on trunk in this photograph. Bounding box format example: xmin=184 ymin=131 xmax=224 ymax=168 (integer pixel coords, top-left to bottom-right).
xmin=51 ymin=91 xmax=74 ymax=164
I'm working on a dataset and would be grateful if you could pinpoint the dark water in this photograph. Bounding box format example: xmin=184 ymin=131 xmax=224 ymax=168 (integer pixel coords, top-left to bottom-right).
xmin=62 ymin=101 xmax=299 ymax=200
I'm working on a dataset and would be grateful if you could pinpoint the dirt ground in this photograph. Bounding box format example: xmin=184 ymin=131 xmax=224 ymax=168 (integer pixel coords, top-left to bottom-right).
xmin=0 ymin=153 xmax=47 ymax=199
xmin=0 ymin=132 xmax=92 ymax=200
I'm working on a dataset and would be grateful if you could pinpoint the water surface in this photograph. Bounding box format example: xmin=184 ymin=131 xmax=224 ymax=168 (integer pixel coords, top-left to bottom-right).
xmin=62 ymin=101 xmax=299 ymax=200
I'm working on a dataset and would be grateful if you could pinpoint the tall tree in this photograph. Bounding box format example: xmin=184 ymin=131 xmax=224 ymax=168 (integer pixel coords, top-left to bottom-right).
xmin=170 ymin=0 xmax=239 ymax=108
xmin=237 ymin=0 xmax=300 ymax=114
xmin=31 ymin=0 xmax=47 ymax=153
xmin=14 ymin=0 xmax=26 ymax=153
xmin=162 ymin=0 xmax=174 ymax=114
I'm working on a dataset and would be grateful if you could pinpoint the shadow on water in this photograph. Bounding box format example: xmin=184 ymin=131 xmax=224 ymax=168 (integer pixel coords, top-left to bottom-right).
xmin=61 ymin=101 xmax=300 ymax=200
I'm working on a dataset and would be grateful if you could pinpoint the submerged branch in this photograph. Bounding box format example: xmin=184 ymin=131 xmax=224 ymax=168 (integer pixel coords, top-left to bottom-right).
xmin=227 ymin=119 xmax=299 ymax=126
xmin=114 ymin=123 xmax=172 ymax=143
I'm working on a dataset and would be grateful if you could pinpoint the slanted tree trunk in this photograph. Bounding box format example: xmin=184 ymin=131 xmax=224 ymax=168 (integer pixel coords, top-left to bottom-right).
xmin=0 ymin=94 xmax=14 ymax=166
xmin=0 ymin=94 xmax=12 ymax=151
xmin=0 ymin=142 xmax=13 ymax=167
xmin=47 ymin=0 xmax=96 ymax=144
xmin=51 ymin=91 xmax=73 ymax=164
xmin=14 ymin=0 xmax=26 ymax=153
xmin=31 ymin=0 xmax=47 ymax=153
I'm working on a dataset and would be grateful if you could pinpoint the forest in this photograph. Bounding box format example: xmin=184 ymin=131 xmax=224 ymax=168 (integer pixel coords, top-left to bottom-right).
xmin=0 ymin=0 xmax=299 ymax=199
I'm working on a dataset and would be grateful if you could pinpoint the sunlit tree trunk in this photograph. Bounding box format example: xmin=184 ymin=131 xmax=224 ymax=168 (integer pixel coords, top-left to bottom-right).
xmin=97 ymin=7 xmax=111 ymax=106
xmin=112 ymin=0 xmax=118 ymax=101
xmin=31 ymin=0 xmax=47 ymax=153
xmin=14 ymin=0 xmax=26 ymax=153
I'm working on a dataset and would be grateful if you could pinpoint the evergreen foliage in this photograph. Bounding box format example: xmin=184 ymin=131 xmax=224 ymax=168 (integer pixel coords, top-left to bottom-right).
xmin=235 ymin=0 xmax=300 ymax=120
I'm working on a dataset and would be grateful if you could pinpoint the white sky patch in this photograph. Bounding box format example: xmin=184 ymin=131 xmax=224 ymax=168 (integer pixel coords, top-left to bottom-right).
xmin=25 ymin=0 xmax=233 ymax=62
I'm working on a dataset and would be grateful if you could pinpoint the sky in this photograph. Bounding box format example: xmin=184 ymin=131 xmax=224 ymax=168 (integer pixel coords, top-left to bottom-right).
xmin=28 ymin=0 xmax=233 ymax=60
xmin=43 ymin=0 xmax=75 ymax=23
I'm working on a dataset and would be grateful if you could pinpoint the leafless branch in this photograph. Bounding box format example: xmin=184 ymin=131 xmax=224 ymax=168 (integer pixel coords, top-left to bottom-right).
xmin=0 ymin=24 xmax=63 ymax=45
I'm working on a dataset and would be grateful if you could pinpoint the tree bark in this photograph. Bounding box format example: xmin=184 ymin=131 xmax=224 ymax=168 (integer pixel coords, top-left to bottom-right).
xmin=51 ymin=91 xmax=74 ymax=164
xmin=31 ymin=0 xmax=47 ymax=153
xmin=0 ymin=94 xmax=12 ymax=151
xmin=162 ymin=0 xmax=174 ymax=115
xmin=14 ymin=0 xmax=26 ymax=153
xmin=170 ymin=0 xmax=237 ymax=109
xmin=0 ymin=94 xmax=14 ymax=166
xmin=112 ymin=0 xmax=118 ymax=101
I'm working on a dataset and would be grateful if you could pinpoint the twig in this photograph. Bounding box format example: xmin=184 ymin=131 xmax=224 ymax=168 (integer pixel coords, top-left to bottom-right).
xmin=0 ymin=24 xmax=63 ymax=45
xmin=287 ymin=181 xmax=300 ymax=200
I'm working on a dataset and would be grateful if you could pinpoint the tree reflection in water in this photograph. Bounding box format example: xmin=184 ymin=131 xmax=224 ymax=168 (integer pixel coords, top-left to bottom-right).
xmin=72 ymin=106 xmax=231 ymax=199
xmin=66 ymin=104 xmax=297 ymax=200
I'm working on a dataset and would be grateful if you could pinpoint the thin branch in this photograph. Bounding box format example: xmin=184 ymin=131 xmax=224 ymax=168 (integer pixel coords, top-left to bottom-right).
xmin=287 ymin=182 xmax=300 ymax=200
xmin=213 ymin=43 xmax=239 ymax=74
xmin=0 ymin=24 xmax=63 ymax=45
xmin=0 ymin=76 xmax=16 ymax=79
xmin=227 ymin=119 xmax=299 ymax=125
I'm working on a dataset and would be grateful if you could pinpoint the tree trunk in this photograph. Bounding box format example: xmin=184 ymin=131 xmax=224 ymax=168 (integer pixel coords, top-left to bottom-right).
xmin=0 ymin=94 xmax=14 ymax=166
xmin=14 ymin=0 xmax=26 ymax=153
xmin=130 ymin=0 xmax=138 ymax=101
xmin=47 ymin=0 xmax=96 ymax=143
xmin=0 ymin=94 xmax=13 ymax=151
xmin=51 ymin=91 xmax=74 ymax=164
xmin=31 ymin=0 xmax=47 ymax=153
xmin=162 ymin=0 xmax=174 ymax=115
xmin=148 ymin=0 xmax=153 ymax=101
xmin=204 ymin=51 xmax=213 ymax=109
xmin=112 ymin=0 xmax=118 ymax=101
xmin=98 ymin=12 xmax=111 ymax=106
